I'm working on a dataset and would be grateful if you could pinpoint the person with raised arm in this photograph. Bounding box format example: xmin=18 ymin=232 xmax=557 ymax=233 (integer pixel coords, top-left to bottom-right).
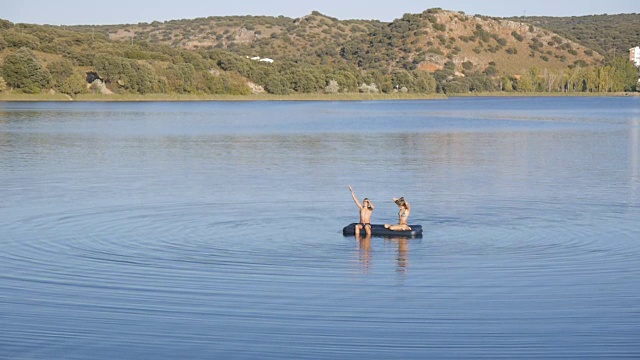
xmin=348 ymin=185 xmax=374 ymax=237
xmin=384 ymin=197 xmax=411 ymax=231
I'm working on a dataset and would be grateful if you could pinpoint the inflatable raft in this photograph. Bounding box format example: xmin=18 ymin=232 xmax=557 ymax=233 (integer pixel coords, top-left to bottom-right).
xmin=342 ymin=223 xmax=423 ymax=237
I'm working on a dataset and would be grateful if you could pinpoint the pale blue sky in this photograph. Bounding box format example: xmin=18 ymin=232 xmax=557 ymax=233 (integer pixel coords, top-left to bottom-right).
xmin=4 ymin=0 xmax=639 ymax=25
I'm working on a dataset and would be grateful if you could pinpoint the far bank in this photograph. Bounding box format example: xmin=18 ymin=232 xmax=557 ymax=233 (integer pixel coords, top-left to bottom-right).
xmin=0 ymin=93 xmax=445 ymax=102
xmin=0 ymin=92 xmax=637 ymax=102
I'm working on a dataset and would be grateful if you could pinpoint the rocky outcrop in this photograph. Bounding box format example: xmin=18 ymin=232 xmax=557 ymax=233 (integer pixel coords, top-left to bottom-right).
xmin=247 ymin=81 xmax=265 ymax=94
xmin=88 ymin=79 xmax=113 ymax=95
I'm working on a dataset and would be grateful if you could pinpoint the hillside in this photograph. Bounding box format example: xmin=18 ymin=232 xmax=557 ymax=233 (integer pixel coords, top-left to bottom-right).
xmin=511 ymin=13 xmax=640 ymax=57
xmin=72 ymin=9 xmax=603 ymax=76
xmin=1 ymin=9 xmax=637 ymax=97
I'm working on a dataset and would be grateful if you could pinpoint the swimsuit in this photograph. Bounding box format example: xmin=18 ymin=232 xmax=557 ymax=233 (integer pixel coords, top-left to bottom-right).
xmin=358 ymin=223 xmax=371 ymax=228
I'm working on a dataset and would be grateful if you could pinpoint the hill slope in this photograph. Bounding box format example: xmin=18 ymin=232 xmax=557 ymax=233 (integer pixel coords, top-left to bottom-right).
xmin=511 ymin=13 xmax=640 ymax=57
xmin=71 ymin=9 xmax=603 ymax=76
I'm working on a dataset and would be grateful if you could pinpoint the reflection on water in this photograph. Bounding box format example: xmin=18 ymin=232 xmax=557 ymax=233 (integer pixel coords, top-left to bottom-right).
xmin=354 ymin=236 xmax=411 ymax=274
xmin=356 ymin=235 xmax=372 ymax=273
xmin=1 ymin=98 xmax=639 ymax=359
xmin=386 ymin=237 xmax=410 ymax=272
xmin=632 ymin=118 xmax=639 ymax=203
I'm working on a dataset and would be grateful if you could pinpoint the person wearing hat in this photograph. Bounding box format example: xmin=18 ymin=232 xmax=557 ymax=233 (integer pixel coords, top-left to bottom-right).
xmin=385 ymin=197 xmax=411 ymax=231
xmin=348 ymin=185 xmax=374 ymax=237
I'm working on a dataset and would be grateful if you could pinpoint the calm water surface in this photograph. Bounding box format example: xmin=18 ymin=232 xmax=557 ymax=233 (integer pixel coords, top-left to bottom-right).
xmin=1 ymin=97 xmax=639 ymax=358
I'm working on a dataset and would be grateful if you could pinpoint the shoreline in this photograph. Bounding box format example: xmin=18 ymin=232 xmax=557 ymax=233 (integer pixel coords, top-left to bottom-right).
xmin=0 ymin=92 xmax=637 ymax=102
xmin=448 ymin=91 xmax=640 ymax=98
xmin=0 ymin=93 xmax=447 ymax=102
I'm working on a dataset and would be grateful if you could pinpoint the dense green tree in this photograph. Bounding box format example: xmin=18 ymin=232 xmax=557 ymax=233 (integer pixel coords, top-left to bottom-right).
xmin=501 ymin=76 xmax=514 ymax=92
xmin=0 ymin=76 xmax=7 ymax=92
xmin=180 ymin=51 xmax=210 ymax=71
xmin=412 ymin=70 xmax=437 ymax=93
xmin=391 ymin=70 xmax=414 ymax=91
xmin=516 ymin=75 xmax=535 ymax=92
xmin=264 ymin=74 xmax=290 ymax=94
xmin=438 ymin=72 xmax=497 ymax=94
xmin=92 ymin=53 xmax=163 ymax=94
xmin=483 ymin=64 xmax=499 ymax=77
xmin=220 ymin=72 xmax=251 ymax=95
xmin=67 ymin=51 xmax=95 ymax=67
xmin=329 ymin=69 xmax=358 ymax=92
xmin=127 ymin=62 xmax=159 ymax=94
xmin=465 ymin=72 xmax=497 ymax=92
xmin=432 ymin=68 xmax=455 ymax=93
xmin=93 ymin=54 xmax=133 ymax=86
xmin=289 ymin=67 xmax=324 ymax=93
xmin=201 ymin=72 xmax=226 ymax=94
xmin=47 ymin=58 xmax=75 ymax=89
xmin=163 ymin=63 xmax=197 ymax=93
xmin=2 ymin=30 xmax=40 ymax=49
xmin=1 ymin=47 xmax=51 ymax=93
xmin=608 ymin=57 xmax=638 ymax=92
xmin=441 ymin=80 xmax=469 ymax=94
xmin=585 ymin=66 xmax=608 ymax=92
xmin=207 ymin=49 xmax=253 ymax=76
xmin=339 ymin=40 xmax=368 ymax=67
xmin=516 ymin=67 xmax=545 ymax=92
xmin=360 ymin=69 xmax=393 ymax=93
xmin=58 ymin=72 xmax=87 ymax=96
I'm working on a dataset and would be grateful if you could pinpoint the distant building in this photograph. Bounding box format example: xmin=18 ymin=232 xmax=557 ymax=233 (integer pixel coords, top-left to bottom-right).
xmin=249 ymin=56 xmax=274 ymax=63
xmin=630 ymin=47 xmax=640 ymax=67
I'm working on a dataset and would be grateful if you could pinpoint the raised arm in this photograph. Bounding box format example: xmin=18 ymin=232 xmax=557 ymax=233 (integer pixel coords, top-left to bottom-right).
xmin=394 ymin=197 xmax=409 ymax=211
xmin=348 ymin=185 xmax=362 ymax=208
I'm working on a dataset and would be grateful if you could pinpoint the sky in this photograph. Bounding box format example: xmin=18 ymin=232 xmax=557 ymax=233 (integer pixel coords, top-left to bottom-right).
xmin=3 ymin=0 xmax=639 ymax=25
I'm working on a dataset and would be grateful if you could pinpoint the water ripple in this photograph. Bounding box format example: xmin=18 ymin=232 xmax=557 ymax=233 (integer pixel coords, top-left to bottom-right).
xmin=2 ymin=98 xmax=640 ymax=358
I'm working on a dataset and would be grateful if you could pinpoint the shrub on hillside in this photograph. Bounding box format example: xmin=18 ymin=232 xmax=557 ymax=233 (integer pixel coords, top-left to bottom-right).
xmin=1 ymin=47 xmax=51 ymax=93
xmin=3 ymin=30 xmax=41 ymax=50
xmin=511 ymin=31 xmax=524 ymax=42
xmin=58 ymin=72 xmax=87 ymax=96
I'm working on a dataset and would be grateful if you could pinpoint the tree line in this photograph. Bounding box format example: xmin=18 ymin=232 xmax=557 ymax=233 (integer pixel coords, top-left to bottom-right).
xmin=434 ymin=58 xmax=638 ymax=93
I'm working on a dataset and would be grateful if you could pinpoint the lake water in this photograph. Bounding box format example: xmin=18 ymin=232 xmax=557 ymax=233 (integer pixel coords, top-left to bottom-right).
xmin=1 ymin=97 xmax=639 ymax=359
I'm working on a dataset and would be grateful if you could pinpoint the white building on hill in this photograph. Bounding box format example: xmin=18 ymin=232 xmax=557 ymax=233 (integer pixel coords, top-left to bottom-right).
xmin=249 ymin=56 xmax=274 ymax=63
xmin=630 ymin=47 xmax=640 ymax=67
